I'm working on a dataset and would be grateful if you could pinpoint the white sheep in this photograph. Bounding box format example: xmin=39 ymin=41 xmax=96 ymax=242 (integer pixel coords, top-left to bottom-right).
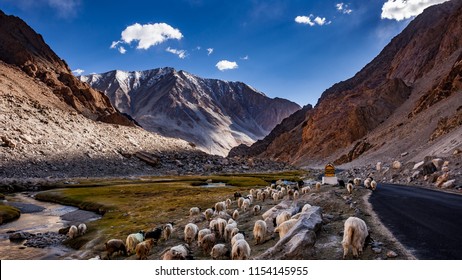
xmin=77 ymin=223 xmax=87 ymax=236
xmin=210 ymin=243 xmax=230 ymax=259
xmin=253 ymin=220 xmax=267 ymax=245
xmin=280 ymin=187 xmax=287 ymax=196
xmin=162 ymin=223 xmax=173 ymax=241
xmin=293 ymin=190 xmax=300 ymax=200
xmin=230 ymin=228 xmax=239 ymax=240
xmin=353 ymin=178 xmax=361 ymax=187
xmin=237 ymin=197 xmax=245 ymax=209
xmin=364 ymin=178 xmax=372 ymax=189
xmin=241 ymin=199 xmax=251 ymax=212
xmin=224 ymin=221 xmax=238 ymax=242
xmin=231 ymin=233 xmax=245 ymax=247
xmin=315 ymin=182 xmax=321 ymax=191
xmin=232 ymin=209 xmax=239 ymax=220
xmin=342 ymin=217 xmax=369 ymax=259
xmin=301 ymin=186 xmax=311 ymax=194
xmin=184 ymin=223 xmax=199 ymax=245
xmin=161 ymin=244 xmax=192 ymax=260
xmin=67 ymin=225 xmax=78 ymax=239
xmin=189 ymin=207 xmax=201 ymax=217
xmin=252 ymin=205 xmax=261 ymax=216
xmin=301 ymin=203 xmax=312 ymax=212
xmin=204 ymin=208 xmax=214 ymax=220
xmin=198 ymin=228 xmax=212 ymax=246
xmin=274 ymin=219 xmax=298 ymax=239
xmin=126 ymin=231 xmax=145 ymax=255
xmin=272 ymin=192 xmax=279 ymax=201
xmin=275 ymin=211 xmax=291 ymax=227
xmin=231 ymin=239 xmax=251 ymax=260
xmin=346 ymin=183 xmax=353 ymax=194
xmin=370 ymin=180 xmax=377 ymax=191
xmin=216 ymin=218 xmax=228 ymax=239
xmin=225 ymin=198 xmax=232 ymax=208
xmin=215 ymin=201 xmax=226 ymax=213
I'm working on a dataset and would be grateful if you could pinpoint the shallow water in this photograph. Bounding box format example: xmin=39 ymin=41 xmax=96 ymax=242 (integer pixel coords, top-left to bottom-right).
xmin=0 ymin=193 xmax=100 ymax=260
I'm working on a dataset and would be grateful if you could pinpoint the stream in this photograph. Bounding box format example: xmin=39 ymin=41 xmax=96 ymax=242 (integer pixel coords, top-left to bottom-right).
xmin=0 ymin=192 xmax=101 ymax=260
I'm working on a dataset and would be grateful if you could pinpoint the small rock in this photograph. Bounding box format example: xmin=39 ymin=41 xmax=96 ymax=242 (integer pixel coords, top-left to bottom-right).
xmin=376 ymin=162 xmax=382 ymax=171
xmin=19 ymin=134 xmax=33 ymax=144
xmin=401 ymin=152 xmax=408 ymax=157
xmin=413 ymin=161 xmax=424 ymax=170
xmin=386 ymin=250 xmax=398 ymax=258
xmin=392 ymin=161 xmax=402 ymax=169
xmin=453 ymin=149 xmax=460 ymax=155
xmin=435 ymin=173 xmax=449 ymax=188
xmin=372 ymin=247 xmax=382 ymax=254
xmin=442 ymin=179 xmax=456 ymax=189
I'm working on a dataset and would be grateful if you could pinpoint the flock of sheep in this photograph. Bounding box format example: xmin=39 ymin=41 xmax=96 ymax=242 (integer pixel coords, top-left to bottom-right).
xmin=100 ymin=176 xmax=377 ymax=260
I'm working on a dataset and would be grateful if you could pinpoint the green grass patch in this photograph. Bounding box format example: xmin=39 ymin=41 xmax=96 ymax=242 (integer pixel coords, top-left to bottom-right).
xmin=34 ymin=172 xmax=308 ymax=243
xmin=0 ymin=204 xmax=21 ymax=225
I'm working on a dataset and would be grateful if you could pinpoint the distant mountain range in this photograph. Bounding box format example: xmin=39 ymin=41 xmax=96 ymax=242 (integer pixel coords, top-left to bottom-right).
xmin=230 ymin=0 xmax=462 ymax=167
xmin=80 ymin=69 xmax=300 ymax=156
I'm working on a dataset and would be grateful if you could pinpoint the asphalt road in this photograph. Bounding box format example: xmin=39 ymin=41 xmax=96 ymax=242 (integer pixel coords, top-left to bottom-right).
xmin=369 ymin=183 xmax=462 ymax=259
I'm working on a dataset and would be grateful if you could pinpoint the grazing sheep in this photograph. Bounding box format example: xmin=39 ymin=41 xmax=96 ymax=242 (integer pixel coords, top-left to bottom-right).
xmin=215 ymin=201 xmax=226 ymax=213
xmin=272 ymin=192 xmax=279 ymax=201
xmin=216 ymin=218 xmax=228 ymax=239
xmin=346 ymin=183 xmax=353 ymax=194
xmin=225 ymin=198 xmax=232 ymax=208
xmin=190 ymin=207 xmax=201 ymax=217
xmin=224 ymin=221 xmax=238 ymax=242
xmin=315 ymin=182 xmax=321 ymax=191
xmin=211 ymin=244 xmax=230 ymax=259
xmin=353 ymin=178 xmax=361 ymax=187
xmin=364 ymin=178 xmax=372 ymax=189
xmin=209 ymin=220 xmax=218 ymax=232
xmin=280 ymin=187 xmax=287 ymax=196
xmin=370 ymin=180 xmax=377 ymax=191
xmin=135 ymin=239 xmax=155 ymax=260
xmin=203 ymin=208 xmax=214 ymax=221
xmin=301 ymin=203 xmax=312 ymax=212
xmin=126 ymin=231 xmax=145 ymax=255
xmin=162 ymin=223 xmax=173 ymax=241
xmin=253 ymin=220 xmax=267 ymax=245
xmin=198 ymin=228 xmax=212 ymax=246
xmin=293 ymin=190 xmax=300 ymax=200
xmin=67 ymin=225 xmax=78 ymax=239
xmin=342 ymin=217 xmax=369 ymax=259
xmin=301 ymin=186 xmax=311 ymax=194
xmin=200 ymin=233 xmax=216 ymax=254
xmin=241 ymin=199 xmax=251 ymax=212
xmin=105 ymin=239 xmax=127 ymax=259
xmin=145 ymin=227 xmax=163 ymax=243
xmin=275 ymin=211 xmax=291 ymax=227
xmin=184 ymin=223 xmax=199 ymax=245
xmin=77 ymin=223 xmax=87 ymax=236
xmin=253 ymin=205 xmax=261 ymax=216
xmin=232 ymin=209 xmax=239 ymax=220
xmin=274 ymin=219 xmax=298 ymax=239
xmin=231 ymin=239 xmax=251 ymax=260
xmin=161 ymin=244 xmax=193 ymax=260
xmin=291 ymin=212 xmax=302 ymax=220
xmin=231 ymin=233 xmax=245 ymax=247
xmin=230 ymin=228 xmax=239 ymax=240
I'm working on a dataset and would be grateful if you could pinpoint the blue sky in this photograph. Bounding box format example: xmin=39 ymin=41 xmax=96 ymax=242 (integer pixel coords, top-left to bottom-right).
xmin=1 ymin=0 xmax=450 ymax=106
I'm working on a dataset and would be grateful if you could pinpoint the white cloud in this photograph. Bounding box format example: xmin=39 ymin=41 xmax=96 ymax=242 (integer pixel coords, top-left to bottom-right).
xmin=166 ymin=47 xmax=187 ymax=59
xmin=336 ymin=3 xmax=353 ymax=14
xmin=381 ymin=0 xmax=450 ymax=21
xmin=207 ymin=48 xmax=214 ymax=55
xmin=118 ymin=46 xmax=127 ymax=54
xmin=216 ymin=60 xmax=238 ymax=71
xmin=114 ymin=23 xmax=183 ymax=50
xmin=72 ymin=69 xmax=84 ymax=75
xmin=240 ymin=55 xmax=249 ymax=60
xmin=295 ymin=14 xmax=330 ymax=26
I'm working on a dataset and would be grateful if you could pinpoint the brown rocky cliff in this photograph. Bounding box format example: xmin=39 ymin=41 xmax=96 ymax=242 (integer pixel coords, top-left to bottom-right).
xmin=242 ymin=0 xmax=462 ymax=166
xmin=0 ymin=10 xmax=133 ymax=125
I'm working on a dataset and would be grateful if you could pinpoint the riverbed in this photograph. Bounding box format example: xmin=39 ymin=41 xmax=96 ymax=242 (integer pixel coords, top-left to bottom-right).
xmin=0 ymin=193 xmax=101 ymax=260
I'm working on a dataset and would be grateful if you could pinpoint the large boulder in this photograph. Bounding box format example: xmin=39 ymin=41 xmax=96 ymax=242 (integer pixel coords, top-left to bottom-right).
xmin=257 ymin=206 xmax=323 ymax=260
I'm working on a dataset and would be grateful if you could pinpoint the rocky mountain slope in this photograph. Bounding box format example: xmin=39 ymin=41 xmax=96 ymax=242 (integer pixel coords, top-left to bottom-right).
xmin=80 ymin=69 xmax=300 ymax=156
xmin=232 ymin=0 xmax=462 ymax=168
xmin=0 ymin=10 xmax=132 ymax=125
